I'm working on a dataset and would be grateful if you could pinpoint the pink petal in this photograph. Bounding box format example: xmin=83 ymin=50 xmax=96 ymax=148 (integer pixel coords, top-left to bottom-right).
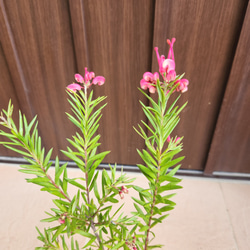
xmin=154 ymin=47 xmax=161 ymax=65
xmin=154 ymin=47 xmax=166 ymax=74
xmin=162 ymin=59 xmax=175 ymax=73
xmin=75 ymin=74 xmax=84 ymax=83
xmin=149 ymin=86 xmax=156 ymax=93
xmin=166 ymin=70 xmax=176 ymax=81
xmin=140 ymin=79 xmax=148 ymax=90
xmin=59 ymin=218 xmax=65 ymax=224
xmin=92 ymin=76 xmax=105 ymax=85
xmin=66 ymin=83 xmax=82 ymax=92
xmin=167 ymin=136 xmax=171 ymax=143
xmin=119 ymin=191 xmax=124 ymax=199
xmin=153 ymin=72 xmax=159 ymax=81
xmin=167 ymin=38 xmax=176 ymax=60
xmin=143 ymin=72 xmax=153 ymax=81
xmin=181 ymin=79 xmax=189 ymax=86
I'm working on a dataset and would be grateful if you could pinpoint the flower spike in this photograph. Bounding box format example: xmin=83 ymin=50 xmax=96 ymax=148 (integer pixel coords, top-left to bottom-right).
xmin=67 ymin=67 xmax=105 ymax=91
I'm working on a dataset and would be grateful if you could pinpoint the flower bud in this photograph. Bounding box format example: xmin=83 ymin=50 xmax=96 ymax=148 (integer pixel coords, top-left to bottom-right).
xmin=119 ymin=191 xmax=124 ymax=199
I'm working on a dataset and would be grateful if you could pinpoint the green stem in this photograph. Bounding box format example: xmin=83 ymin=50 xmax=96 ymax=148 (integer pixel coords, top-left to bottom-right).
xmin=144 ymin=92 xmax=166 ymax=249
xmin=144 ymin=165 xmax=160 ymax=250
xmin=83 ymin=86 xmax=103 ymax=250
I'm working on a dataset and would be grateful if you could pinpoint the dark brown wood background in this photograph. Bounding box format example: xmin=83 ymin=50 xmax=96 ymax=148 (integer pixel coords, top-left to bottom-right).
xmin=0 ymin=0 xmax=249 ymax=175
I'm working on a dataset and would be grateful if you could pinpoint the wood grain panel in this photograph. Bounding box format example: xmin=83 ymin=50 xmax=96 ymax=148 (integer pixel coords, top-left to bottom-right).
xmin=153 ymin=0 xmax=248 ymax=170
xmin=0 ymin=0 xmax=33 ymax=118
xmin=75 ymin=0 xmax=155 ymax=164
xmin=0 ymin=42 xmax=21 ymax=157
xmin=1 ymin=0 xmax=77 ymax=159
xmin=205 ymin=3 xmax=250 ymax=174
xmin=69 ymin=0 xmax=89 ymax=72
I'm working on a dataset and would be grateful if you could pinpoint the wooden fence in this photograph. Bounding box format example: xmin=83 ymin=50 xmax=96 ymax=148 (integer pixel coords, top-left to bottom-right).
xmin=0 ymin=0 xmax=249 ymax=175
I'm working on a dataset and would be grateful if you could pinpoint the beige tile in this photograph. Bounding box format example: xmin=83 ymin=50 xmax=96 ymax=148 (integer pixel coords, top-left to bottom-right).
xmin=1 ymin=164 xmax=249 ymax=249
xmin=106 ymin=173 xmax=238 ymax=249
xmin=148 ymin=177 xmax=238 ymax=250
xmin=0 ymin=164 xmax=53 ymax=249
xmin=220 ymin=181 xmax=250 ymax=250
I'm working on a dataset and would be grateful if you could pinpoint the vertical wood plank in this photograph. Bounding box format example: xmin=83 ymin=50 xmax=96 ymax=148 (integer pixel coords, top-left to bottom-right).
xmin=153 ymin=0 xmax=248 ymax=170
xmin=1 ymin=0 xmax=77 ymax=159
xmin=0 ymin=0 xmax=33 ymax=118
xmin=0 ymin=42 xmax=21 ymax=157
xmin=74 ymin=0 xmax=155 ymax=164
xmin=205 ymin=2 xmax=250 ymax=174
xmin=68 ymin=0 xmax=89 ymax=72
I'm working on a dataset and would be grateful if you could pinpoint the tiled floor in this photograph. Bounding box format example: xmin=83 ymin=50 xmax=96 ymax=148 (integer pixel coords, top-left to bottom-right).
xmin=0 ymin=163 xmax=250 ymax=249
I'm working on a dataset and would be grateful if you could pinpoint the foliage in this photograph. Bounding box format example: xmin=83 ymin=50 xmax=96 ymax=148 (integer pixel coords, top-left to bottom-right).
xmin=0 ymin=39 xmax=188 ymax=250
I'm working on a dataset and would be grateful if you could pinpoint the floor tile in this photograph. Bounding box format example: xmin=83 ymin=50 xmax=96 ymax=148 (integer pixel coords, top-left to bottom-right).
xmin=220 ymin=181 xmax=250 ymax=250
xmin=1 ymin=164 xmax=249 ymax=249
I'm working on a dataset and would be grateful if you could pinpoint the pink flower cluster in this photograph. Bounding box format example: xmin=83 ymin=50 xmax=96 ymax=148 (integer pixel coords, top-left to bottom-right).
xmin=167 ymin=135 xmax=181 ymax=144
xmin=58 ymin=213 xmax=67 ymax=224
xmin=67 ymin=67 xmax=105 ymax=92
xmin=140 ymin=72 xmax=159 ymax=93
xmin=119 ymin=185 xmax=129 ymax=199
xmin=140 ymin=38 xmax=189 ymax=93
xmin=125 ymin=236 xmax=137 ymax=250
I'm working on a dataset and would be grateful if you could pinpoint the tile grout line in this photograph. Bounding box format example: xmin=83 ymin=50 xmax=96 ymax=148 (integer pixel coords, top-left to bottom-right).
xmin=219 ymin=182 xmax=239 ymax=250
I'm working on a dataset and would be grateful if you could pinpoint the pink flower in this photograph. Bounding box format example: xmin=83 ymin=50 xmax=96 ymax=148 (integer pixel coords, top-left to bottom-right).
xmin=140 ymin=72 xmax=159 ymax=93
xmin=167 ymin=38 xmax=176 ymax=61
xmin=175 ymin=137 xmax=181 ymax=143
xmin=154 ymin=47 xmax=166 ymax=75
xmin=167 ymin=135 xmax=181 ymax=144
xmin=59 ymin=218 xmax=65 ymax=224
xmin=92 ymin=76 xmax=105 ymax=86
xmin=75 ymin=73 xmax=84 ymax=83
xmin=154 ymin=38 xmax=176 ymax=82
xmin=67 ymin=83 xmax=82 ymax=92
xmin=67 ymin=67 xmax=105 ymax=91
xmin=175 ymin=79 xmax=189 ymax=93
xmin=59 ymin=213 xmax=67 ymax=224
xmin=119 ymin=191 xmax=124 ymax=199
xmin=121 ymin=186 xmax=129 ymax=194
xmin=167 ymin=136 xmax=171 ymax=143
xmin=84 ymin=67 xmax=95 ymax=83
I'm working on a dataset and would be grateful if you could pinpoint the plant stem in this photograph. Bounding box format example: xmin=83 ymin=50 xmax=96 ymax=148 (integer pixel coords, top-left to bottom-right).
xmin=144 ymin=93 xmax=165 ymax=250
xmin=83 ymin=86 xmax=104 ymax=250
xmin=144 ymin=171 xmax=159 ymax=250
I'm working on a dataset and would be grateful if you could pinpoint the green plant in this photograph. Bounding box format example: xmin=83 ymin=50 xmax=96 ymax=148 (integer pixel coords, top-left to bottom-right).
xmin=0 ymin=38 xmax=188 ymax=250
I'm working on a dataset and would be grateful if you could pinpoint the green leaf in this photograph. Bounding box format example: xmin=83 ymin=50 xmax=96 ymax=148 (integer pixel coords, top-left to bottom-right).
xmin=62 ymin=167 xmax=68 ymax=193
xmin=52 ymin=199 xmax=68 ymax=212
xmin=61 ymin=235 xmax=68 ymax=250
xmin=4 ymin=145 xmax=31 ymax=157
xmin=137 ymin=164 xmax=155 ymax=182
xmin=167 ymin=164 xmax=182 ymax=177
xmin=74 ymin=229 xmax=95 ymax=239
xmin=111 ymin=241 xmax=125 ymax=249
xmin=132 ymin=197 xmax=145 ymax=206
xmin=93 ymin=178 xmax=100 ymax=201
xmin=66 ymin=178 xmax=86 ymax=190
xmin=160 ymin=156 xmax=184 ymax=175
xmin=40 ymin=216 xmax=58 ymax=223
xmin=139 ymin=225 xmax=149 ymax=232
xmin=52 ymin=224 xmax=66 ymax=242
xmin=134 ymin=203 xmax=146 ymax=219
xmin=158 ymin=183 xmax=182 ymax=193
xmin=83 ymin=235 xmax=97 ymax=248
xmin=55 ymin=157 xmax=67 ymax=185
xmin=105 ymin=196 xmax=119 ymax=203
xmin=61 ymin=149 xmax=85 ymax=170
